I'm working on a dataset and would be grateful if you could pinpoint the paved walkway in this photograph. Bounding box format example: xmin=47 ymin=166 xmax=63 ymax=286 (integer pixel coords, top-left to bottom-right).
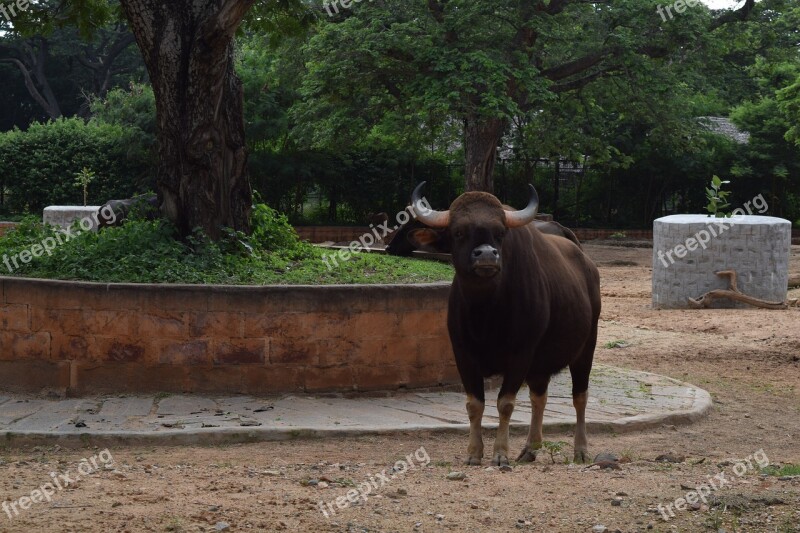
xmin=0 ymin=365 xmax=711 ymax=446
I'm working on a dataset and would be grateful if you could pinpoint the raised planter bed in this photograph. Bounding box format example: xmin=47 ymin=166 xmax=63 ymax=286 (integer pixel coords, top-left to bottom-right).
xmin=0 ymin=277 xmax=457 ymax=395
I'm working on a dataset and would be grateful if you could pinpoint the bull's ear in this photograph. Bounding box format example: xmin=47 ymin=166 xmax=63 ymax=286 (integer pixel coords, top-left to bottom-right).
xmin=407 ymin=228 xmax=442 ymax=247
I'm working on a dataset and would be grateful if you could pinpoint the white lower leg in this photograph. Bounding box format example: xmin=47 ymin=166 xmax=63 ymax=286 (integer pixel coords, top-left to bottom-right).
xmin=528 ymin=392 xmax=547 ymax=449
xmin=492 ymin=394 xmax=516 ymax=465
xmin=466 ymin=394 xmax=485 ymax=465
xmin=517 ymin=391 xmax=547 ymax=462
xmin=573 ymin=391 xmax=589 ymax=462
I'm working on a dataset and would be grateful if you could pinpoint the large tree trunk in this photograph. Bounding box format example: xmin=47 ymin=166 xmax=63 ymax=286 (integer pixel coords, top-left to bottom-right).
xmin=464 ymin=115 xmax=506 ymax=192
xmin=120 ymin=0 xmax=254 ymax=239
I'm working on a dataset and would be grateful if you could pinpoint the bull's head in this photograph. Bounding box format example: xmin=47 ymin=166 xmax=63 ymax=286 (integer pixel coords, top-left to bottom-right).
xmin=409 ymin=182 xmax=539 ymax=280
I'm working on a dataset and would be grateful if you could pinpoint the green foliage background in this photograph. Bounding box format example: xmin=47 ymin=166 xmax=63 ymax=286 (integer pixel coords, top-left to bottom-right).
xmin=0 ymin=118 xmax=150 ymax=214
xmin=1 ymin=0 xmax=799 ymax=228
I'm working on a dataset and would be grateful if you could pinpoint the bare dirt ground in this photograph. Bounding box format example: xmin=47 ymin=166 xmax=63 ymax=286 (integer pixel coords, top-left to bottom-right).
xmin=2 ymin=243 xmax=800 ymax=533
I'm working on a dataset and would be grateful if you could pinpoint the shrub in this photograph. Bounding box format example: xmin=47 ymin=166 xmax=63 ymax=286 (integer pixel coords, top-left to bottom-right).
xmin=0 ymin=206 xmax=451 ymax=285
xmin=89 ymin=82 xmax=157 ymax=189
xmin=249 ymin=202 xmax=310 ymax=257
xmin=0 ymin=118 xmax=150 ymax=214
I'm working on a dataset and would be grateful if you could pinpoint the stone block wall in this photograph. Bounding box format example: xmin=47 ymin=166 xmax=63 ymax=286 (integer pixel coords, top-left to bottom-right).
xmin=0 ymin=278 xmax=458 ymax=395
xmin=652 ymin=215 xmax=791 ymax=309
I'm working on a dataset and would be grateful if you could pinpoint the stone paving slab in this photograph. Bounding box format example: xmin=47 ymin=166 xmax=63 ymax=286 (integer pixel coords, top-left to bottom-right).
xmin=0 ymin=365 xmax=711 ymax=447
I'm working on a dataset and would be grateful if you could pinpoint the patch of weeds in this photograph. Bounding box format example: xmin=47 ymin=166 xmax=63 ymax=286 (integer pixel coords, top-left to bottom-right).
xmin=763 ymin=464 xmax=800 ymax=477
xmin=619 ymin=449 xmax=636 ymax=462
xmin=154 ymin=392 xmax=172 ymax=401
xmin=164 ymin=516 xmax=185 ymax=532
xmin=540 ymin=441 xmax=569 ymax=464
xmin=776 ymin=516 xmax=800 ymax=533
xmin=707 ymin=493 xmax=750 ymax=511
xmin=750 ymin=382 xmax=776 ymax=394
xmin=604 ymin=340 xmax=629 ymax=349
xmin=609 ymin=232 xmax=626 ymax=239
xmin=704 ymin=509 xmax=724 ymax=530
xmin=433 ymin=461 xmax=452 ymax=468
xmin=335 ymin=478 xmax=356 ymax=487
xmin=639 ymin=382 xmax=654 ymax=399
xmin=651 ymin=462 xmax=675 ymax=472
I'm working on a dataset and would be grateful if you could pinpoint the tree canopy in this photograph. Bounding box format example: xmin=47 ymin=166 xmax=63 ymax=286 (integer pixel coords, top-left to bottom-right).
xmin=1 ymin=0 xmax=799 ymax=228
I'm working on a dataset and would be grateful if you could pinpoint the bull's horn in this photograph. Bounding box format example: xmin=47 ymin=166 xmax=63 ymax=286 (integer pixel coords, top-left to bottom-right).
xmin=504 ymin=184 xmax=539 ymax=228
xmin=411 ymin=182 xmax=450 ymax=228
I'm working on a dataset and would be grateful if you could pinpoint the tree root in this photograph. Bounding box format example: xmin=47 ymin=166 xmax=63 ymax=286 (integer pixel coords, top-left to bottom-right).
xmin=688 ymin=270 xmax=797 ymax=309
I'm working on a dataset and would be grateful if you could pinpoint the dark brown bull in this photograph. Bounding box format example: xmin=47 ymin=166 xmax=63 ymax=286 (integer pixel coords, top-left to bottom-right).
xmin=96 ymin=194 xmax=159 ymax=229
xmin=410 ymin=182 xmax=600 ymax=465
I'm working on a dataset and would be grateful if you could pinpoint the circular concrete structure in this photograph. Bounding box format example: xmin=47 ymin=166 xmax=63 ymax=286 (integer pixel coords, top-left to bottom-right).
xmin=0 ymin=277 xmax=458 ymax=395
xmin=652 ymin=214 xmax=791 ymax=309
xmin=0 ymin=364 xmax=712 ymax=446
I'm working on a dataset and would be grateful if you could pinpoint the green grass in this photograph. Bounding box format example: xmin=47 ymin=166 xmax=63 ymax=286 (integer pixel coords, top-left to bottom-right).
xmin=604 ymin=340 xmax=630 ymax=349
xmin=0 ymin=206 xmax=454 ymax=285
xmin=763 ymin=464 xmax=800 ymax=476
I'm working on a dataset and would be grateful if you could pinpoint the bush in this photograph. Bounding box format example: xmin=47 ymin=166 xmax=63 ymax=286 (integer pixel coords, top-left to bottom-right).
xmin=89 ymin=82 xmax=157 ymax=189
xmin=0 ymin=118 xmax=151 ymax=214
xmin=0 ymin=205 xmax=452 ymax=285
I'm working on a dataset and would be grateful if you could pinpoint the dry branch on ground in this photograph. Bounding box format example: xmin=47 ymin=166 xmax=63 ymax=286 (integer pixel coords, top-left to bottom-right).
xmin=688 ymin=270 xmax=796 ymax=309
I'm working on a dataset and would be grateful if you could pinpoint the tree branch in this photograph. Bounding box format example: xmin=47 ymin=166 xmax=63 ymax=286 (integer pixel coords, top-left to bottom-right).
xmin=426 ymin=0 xmax=446 ymax=23
xmin=710 ymin=0 xmax=756 ymax=30
xmin=200 ymin=0 xmax=257 ymax=45
xmin=0 ymin=58 xmax=57 ymax=117
xmin=541 ymin=50 xmax=613 ymax=81
xmin=551 ymin=67 xmax=617 ymax=93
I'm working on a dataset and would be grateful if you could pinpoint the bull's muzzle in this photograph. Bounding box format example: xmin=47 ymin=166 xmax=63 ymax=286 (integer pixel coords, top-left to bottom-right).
xmin=471 ymin=245 xmax=501 ymax=277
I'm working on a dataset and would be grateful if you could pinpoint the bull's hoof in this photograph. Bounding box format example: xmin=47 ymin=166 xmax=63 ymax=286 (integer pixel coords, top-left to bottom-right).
xmin=465 ymin=456 xmax=482 ymax=466
xmin=516 ymin=447 xmax=538 ymax=463
xmin=491 ymin=453 xmax=509 ymax=467
xmin=573 ymin=450 xmax=590 ymax=464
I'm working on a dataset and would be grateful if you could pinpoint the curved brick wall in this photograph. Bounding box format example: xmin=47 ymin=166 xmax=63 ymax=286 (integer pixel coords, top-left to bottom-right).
xmin=0 ymin=278 xmax=457 ymax=395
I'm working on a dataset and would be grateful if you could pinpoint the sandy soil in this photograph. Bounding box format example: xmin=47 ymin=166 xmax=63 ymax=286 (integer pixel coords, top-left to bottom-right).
xmin=2 ymin=243 xmax=800 ymax=533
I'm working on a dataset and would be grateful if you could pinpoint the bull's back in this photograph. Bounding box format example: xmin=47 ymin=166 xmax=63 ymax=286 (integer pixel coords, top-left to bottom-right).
xmin=536 ymin=230 xmax=600 ymax=315
xmin=530 ymin=231 xmax=600 ymax=362
xmin=532 ymin=220 xmax=582 ymax=249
